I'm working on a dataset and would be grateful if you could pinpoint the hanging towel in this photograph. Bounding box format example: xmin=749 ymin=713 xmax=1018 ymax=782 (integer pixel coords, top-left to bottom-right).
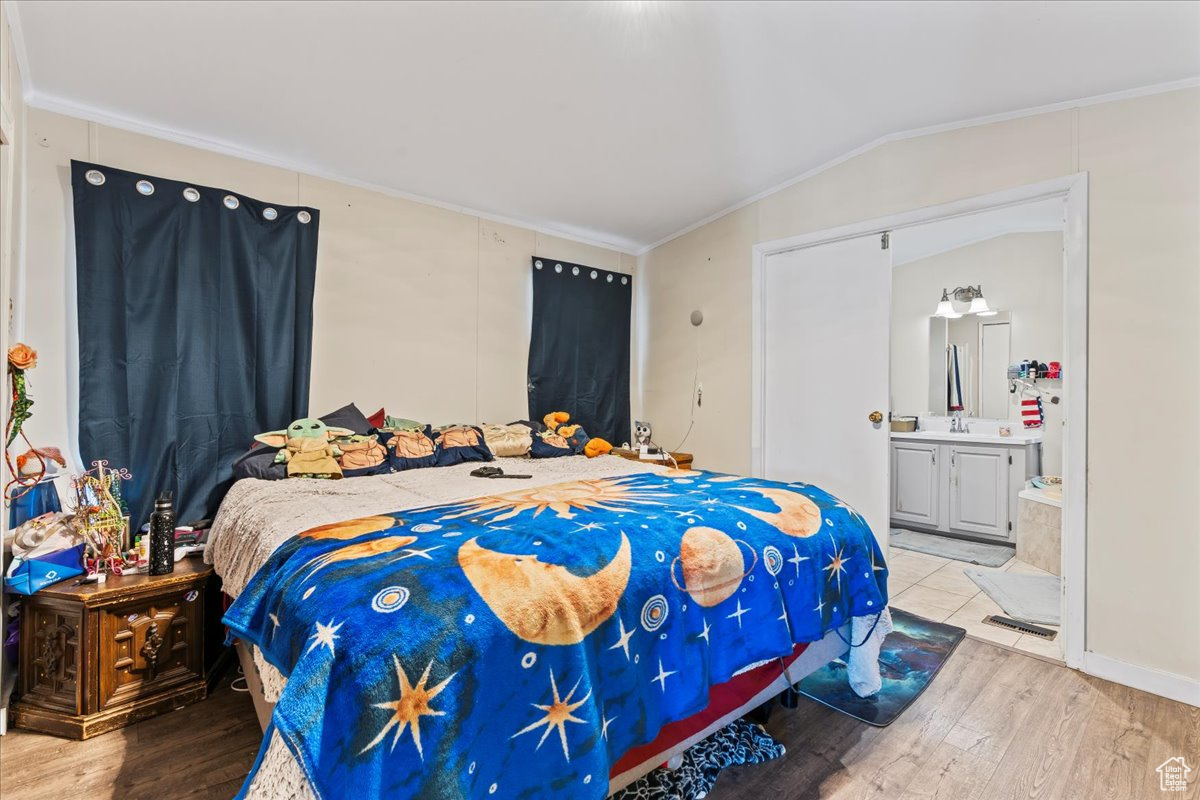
xmin=947 ymin=345 xmax=964 ymax=412
xmin=1021 ymin=397 xmax=1044 ymax=428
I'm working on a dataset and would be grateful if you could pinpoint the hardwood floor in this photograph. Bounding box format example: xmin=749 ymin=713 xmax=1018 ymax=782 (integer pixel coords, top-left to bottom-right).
xmin=1 ymin=641 xmax=1196 ymax=799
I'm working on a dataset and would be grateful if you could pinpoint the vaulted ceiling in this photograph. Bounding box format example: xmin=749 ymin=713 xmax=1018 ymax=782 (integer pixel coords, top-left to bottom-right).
xmin=12 ymin=1 xmax=1200 ymax=252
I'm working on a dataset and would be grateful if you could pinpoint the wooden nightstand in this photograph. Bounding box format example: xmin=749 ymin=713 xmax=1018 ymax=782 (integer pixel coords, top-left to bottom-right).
xmin=11 ymin=558 xmax=212 ymax=739
xmin=611 ymin=448 xmax=693 ymax=470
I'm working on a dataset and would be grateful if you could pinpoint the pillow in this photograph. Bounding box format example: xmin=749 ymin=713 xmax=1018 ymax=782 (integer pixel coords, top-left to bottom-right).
xmin=336 ymin=434 xmax=392 ymax=477
xmin=385 ymin=416 xmax=424 ymax=432
xmin=232 ymin=442 xmax=287 ymax=481
xmin=433 ymin=425 xmax=494 ymax=467
xmin=480 ymin=423 xmax=532 ymax=458
xmin=319 ymin=403 xmax=374 ymax=436
xmin=380 ymin=427 xmax=437 ymax=472
xmin=530 ymin=430 xmax=573 ymax=459
xmin=366 ymin=407 xmax=386 ymax=430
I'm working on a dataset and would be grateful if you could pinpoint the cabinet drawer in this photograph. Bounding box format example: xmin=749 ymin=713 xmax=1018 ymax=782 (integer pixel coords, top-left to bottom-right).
xmin=21 ymin=602 xmax=84 ymax=714
xmin=98 ymin=585 xmax=205 ymax=711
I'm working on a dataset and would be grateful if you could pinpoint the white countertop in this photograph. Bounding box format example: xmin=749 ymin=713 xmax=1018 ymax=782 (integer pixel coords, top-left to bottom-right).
xmin=891 ymin=429 xmax=1043 ymax=445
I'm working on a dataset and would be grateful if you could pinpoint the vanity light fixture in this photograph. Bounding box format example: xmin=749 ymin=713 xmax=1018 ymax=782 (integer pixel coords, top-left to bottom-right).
xmin=935 ymin=285 xmax=995 ymax=317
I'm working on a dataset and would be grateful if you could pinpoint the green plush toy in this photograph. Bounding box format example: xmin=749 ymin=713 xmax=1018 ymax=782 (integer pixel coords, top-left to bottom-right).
xmin=255 ymin=418 xmax=353 ymax=479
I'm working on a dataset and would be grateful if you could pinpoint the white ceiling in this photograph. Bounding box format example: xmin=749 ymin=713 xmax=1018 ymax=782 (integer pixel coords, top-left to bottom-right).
xmin=891 ymin=196 xmax=1064 ymax=267
xmin=11 ymin=1 xmax=1200 ymax=252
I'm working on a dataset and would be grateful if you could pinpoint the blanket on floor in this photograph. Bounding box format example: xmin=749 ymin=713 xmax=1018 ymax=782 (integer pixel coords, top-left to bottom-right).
xmin=224 ymin=470 xmax=889 ymax=799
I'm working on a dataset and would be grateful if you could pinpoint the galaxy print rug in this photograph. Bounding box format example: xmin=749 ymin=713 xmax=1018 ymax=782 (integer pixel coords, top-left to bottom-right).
xmin=794 ymin=608 xmax=965 ymax=726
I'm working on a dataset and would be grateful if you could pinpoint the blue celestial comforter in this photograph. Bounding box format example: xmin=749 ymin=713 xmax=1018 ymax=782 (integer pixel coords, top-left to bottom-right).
xmin=224 ymin=469 xmax=889 ymax=799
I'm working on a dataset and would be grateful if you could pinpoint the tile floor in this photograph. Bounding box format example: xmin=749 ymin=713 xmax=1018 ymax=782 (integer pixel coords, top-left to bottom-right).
xmin=886 ymin=544 xmax=1064 ymax=662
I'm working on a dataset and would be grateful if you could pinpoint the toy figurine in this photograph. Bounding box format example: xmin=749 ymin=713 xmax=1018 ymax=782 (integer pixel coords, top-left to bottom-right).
xmin=254 ymin=418 xmax=353 ymax=479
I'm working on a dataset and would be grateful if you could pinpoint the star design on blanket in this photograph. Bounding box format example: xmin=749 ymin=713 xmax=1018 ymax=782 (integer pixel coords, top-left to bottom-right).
xmin=608 ymin=615 xmax=636 ymax=661
xmin=787 ymin=543 xmax=809 ymax=577
xmin=306 ymin=619 xmax=343 ymax=656
xmin=360 ymin=655 xmax=456 ymax=760
xmin=511 ymin=670 xmax=591 ymax=761
xmin=824 ymin=537 xmax=848 ymax=594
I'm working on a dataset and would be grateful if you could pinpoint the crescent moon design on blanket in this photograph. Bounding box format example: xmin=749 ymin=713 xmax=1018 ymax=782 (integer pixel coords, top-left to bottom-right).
xmin=458 ymin=534 xmax=632 ymax=645
xmin=735 ymin=487 xmax=823 ymax=537
xmin=299 ymin=515 xmax=398 ymax=540
xmin=300 ymin=535 xmax=418 ymax=579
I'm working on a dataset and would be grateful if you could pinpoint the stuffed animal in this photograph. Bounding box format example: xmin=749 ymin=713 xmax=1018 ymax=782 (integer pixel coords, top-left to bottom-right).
xmin=336 ymin=434 xmax=388 ymax=470
xmin=254 ymin=418 xmax=353 ymax=479
xmin=539 ymin=412 xmax=612 ymax=457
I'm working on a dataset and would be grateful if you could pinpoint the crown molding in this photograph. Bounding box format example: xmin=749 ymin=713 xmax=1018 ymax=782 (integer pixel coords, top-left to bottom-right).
xmin=635 ymin=75 xmax=1200 ymax=255
xmin=3 ymin=0 xmax=34 ymax=100
xmin=20 ymin=91 xmax=641 ymax=256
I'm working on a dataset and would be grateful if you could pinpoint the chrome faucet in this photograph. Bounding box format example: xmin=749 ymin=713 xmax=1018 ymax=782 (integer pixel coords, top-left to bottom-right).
xmin=950 ymin=411 xmax=969 ymax=434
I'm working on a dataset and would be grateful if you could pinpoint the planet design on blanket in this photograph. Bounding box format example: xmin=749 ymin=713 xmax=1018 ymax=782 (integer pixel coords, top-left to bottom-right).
xmin=671 ymin=526 xmax=756 ymax=608
xmin=224 ymin=470 xmax=889 ymax=800
xmin=458 ymin=533 xmax=631 ymax=645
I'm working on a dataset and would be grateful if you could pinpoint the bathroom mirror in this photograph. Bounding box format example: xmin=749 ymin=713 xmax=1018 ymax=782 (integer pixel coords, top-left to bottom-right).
xmin=927 ymin=311 xmax=1011 ymax=416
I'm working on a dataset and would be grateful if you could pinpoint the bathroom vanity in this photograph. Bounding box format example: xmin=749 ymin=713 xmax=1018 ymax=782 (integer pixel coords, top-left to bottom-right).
xmin=890 ymin=425 xmax=1041 ymax=542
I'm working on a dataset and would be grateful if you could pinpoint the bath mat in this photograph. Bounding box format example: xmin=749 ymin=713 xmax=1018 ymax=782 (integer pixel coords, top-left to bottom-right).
xmin=793 ymin=608 xmax=965 ymax=727
xmin=890 ymin=528 xmax=1013 ymax=567
xmin=610 ymin=718 xmax=785 ymax=800
xmin=965 ymin=569 xmax=1061 ymax=625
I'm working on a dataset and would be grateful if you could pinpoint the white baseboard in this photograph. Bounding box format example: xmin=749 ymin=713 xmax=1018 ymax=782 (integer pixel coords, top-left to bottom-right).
xmin=1082 ymin=652 xmax=1200 ymax=708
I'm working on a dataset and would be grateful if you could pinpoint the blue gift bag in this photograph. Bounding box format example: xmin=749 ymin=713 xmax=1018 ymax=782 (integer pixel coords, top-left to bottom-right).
xmin=4 ymin=544 xmax=85 ymax=595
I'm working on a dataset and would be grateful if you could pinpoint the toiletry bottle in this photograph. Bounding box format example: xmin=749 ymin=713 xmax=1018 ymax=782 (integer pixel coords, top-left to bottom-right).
xmin=148 ymin=492 xmax=176 ymax=576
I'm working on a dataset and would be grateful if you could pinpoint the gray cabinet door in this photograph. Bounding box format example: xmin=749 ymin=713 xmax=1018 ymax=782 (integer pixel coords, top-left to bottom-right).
xmin=891 ymin=442 xmax=940 ymax=528
xmin=949 ymin=445 xmax=1011 ymax=539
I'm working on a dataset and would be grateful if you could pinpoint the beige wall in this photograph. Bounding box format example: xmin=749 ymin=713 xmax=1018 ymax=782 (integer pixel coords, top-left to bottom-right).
xmin=641 ymin=88 xmax=1200 ymax=682
xmin=891 ymin=232 xmax=1064 ymax=473
xmin=17 ymin=108 xmax=636 ymax=458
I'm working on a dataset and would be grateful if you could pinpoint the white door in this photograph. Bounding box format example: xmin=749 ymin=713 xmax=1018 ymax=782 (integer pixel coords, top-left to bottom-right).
xmin=949 ymin=445 xmax=1011 ymax=539
xmin=761 ymin=234 xmax=892 ymax=550
xmin=891 ymin=442 xmax=940 ymax=529
xmin=980 ymin=322 xmax=1011 ymax=420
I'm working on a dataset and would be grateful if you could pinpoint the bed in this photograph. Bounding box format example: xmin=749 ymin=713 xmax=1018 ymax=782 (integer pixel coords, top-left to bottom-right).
xmin=207 ymin=455 xmax=891 ymax=799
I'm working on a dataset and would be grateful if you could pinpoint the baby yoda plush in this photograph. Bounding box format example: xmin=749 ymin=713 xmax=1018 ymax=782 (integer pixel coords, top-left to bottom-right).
xmin=254 ymin=418 xmax=353 ymax=479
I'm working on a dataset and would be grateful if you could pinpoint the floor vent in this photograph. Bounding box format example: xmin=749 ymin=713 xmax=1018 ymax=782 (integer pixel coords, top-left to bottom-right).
xmin=982 ymin=615 xmax=1057 ymax=640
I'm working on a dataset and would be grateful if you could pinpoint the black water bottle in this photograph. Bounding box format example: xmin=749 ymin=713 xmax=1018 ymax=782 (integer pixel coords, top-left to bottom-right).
xmin=148 ymin=492 xmax=176 ymax=576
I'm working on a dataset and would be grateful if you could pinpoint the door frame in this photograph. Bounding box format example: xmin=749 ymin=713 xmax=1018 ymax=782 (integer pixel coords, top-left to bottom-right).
xmin=750 ymin=173 xmax=1088 ymax=670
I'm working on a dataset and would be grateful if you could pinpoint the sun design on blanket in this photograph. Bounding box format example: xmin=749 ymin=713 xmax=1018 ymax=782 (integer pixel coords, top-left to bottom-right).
xmin=511 ymin=669 xmax=591 ymax=761
xmin=440 ymin=477 xmax=672 ymax=522
xmin=360 ymin=655 xmax=457 ymax=760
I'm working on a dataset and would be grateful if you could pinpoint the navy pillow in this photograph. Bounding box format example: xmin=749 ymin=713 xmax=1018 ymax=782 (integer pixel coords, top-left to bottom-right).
xmin=530 ymin=431 xmax=573 ymax=459
xmin=319 ymin=403 xmax=374 ymax=436
xmin=509 ymin=419 xmax=547 ymax=434
xmin=433 ymin=425 xmax=494 ymax=467
xmin=232 ymin=442 xmax=287 ymax=480
xmin=380 ymin=427 xmax=437 ymax=472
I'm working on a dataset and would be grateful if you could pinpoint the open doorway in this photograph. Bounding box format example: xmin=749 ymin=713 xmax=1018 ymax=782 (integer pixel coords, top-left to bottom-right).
xmin=752 ymin=175 xmax=1087 ymax=669
xmin=887 ymin=198 xmax=1067 ymax=662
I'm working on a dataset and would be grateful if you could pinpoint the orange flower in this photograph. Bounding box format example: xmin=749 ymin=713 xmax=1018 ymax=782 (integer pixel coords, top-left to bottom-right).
xmin=7 ymin=343 xmax=37 ymax=371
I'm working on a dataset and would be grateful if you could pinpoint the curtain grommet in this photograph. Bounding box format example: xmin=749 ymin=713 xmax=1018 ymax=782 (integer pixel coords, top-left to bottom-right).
xmin=590 ymin=270 xmax=598 ymax=279
xmin=297 ymin=210 xmax=311 ymax=224
xmin=223 ymin=195 xmax=240 ymax=210
xmin=554 ymin=264 xmax=562 ymax=273
xmin=85 ymin=170 xmax=106 ymax=186
xmin=621 ymin=276 xmax=628 ymax=285
xmin=262 ymin=207 xmax=278 ymax=221
xmin=607 ymin=274 xmax=613 ymax=283
xmin=135 ymin=180 xmax=155 ymax=196
xmin=571 ymin=266 xmax=580 ymax=276
xmin=534 ymin=260 xmax=543 ymax=269
xmin=182 ymin=187 xmax=200 ymax=202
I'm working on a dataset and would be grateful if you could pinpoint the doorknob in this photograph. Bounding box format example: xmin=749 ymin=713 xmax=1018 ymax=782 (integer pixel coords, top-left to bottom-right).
xmin=868 ymin=411 xmax=883 ymax=424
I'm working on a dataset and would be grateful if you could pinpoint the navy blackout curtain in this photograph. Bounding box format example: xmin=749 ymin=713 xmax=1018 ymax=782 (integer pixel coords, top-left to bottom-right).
xmin=527 ymin=257 xmax=631 ymax=445
xmin=72 ymin=160 xmax=320 ymax=528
